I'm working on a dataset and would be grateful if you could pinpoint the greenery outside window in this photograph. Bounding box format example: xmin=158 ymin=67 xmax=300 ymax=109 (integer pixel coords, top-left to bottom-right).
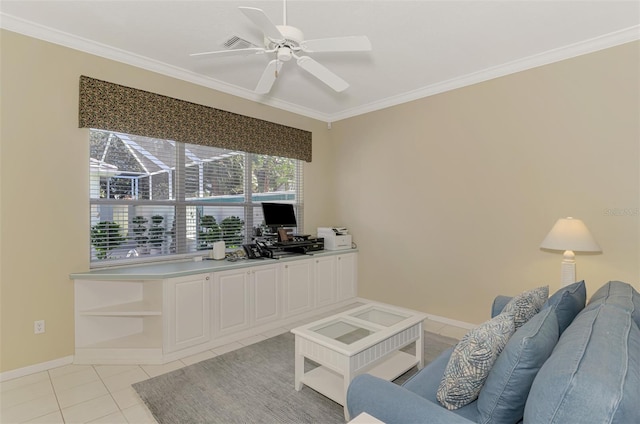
xmin=89 ymin=130 xmax=303 ymax=265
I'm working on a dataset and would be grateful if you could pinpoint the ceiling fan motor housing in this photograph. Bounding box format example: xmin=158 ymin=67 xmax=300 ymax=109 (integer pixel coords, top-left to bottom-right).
xmin=266 ymin=25 xmax=304 ymax=51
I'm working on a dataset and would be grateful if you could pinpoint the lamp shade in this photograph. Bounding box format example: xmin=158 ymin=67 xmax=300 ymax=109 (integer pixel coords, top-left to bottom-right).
xmin=540 ymin=217 xmax=601 ymax=252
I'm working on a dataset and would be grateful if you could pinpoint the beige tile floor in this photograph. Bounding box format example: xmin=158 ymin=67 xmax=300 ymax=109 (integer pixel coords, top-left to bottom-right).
xmin=0 ymin=305 xmax=467 ymax=424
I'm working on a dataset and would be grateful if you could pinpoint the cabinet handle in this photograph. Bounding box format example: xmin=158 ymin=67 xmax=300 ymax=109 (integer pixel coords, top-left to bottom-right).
xmin=205 ymin=276 xmax=209 ymax=281
xmin=285 ymin=265 xmax=288 ymax=269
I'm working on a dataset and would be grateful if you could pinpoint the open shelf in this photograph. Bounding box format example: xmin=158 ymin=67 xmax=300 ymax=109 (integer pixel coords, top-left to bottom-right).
xmin=80 ymin=300 xmax=162 ymax=316
xmin=300 ymin=351 xmax=418 ymax=406
xmin=81 ymin=331 xmax=161 ymax=349
xmin=367 ymin=350 xmax=418 ymax=380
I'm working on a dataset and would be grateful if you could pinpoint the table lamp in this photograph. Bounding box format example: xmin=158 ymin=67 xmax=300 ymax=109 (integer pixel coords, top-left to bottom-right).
xmin=540 ymin=217 xmax=601 ymax=286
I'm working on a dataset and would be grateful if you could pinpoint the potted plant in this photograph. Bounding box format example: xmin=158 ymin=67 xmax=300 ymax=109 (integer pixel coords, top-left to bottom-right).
xmin=131 ymin=215 xmax=149 ymax=254
xmin=221 ymin=216 xmax=244 ymax=248
xmin=167 ymin=218 xmax=176 ymax=254
xmin=90 ymin=221 xmax=126 ymax=260
xmin=148 ymin=215 xmax=165 ymax=254
xmin=198 ymin=215 xmax=221 ymax=250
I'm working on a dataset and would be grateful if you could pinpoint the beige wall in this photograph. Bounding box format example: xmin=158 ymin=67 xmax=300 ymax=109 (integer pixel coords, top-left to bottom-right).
xmin=331 ymin=41 xmax=640 ymax=324
xmin=1 ymin=29 xmax=638 ymax=374
xmin=0 ymin=30 xmax=333 ymax=373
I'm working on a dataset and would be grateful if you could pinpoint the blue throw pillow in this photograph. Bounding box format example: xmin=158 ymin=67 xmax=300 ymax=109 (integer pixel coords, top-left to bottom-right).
xmin=477 ymin=308 xmax=559 ymax=424
xmin=542 ymin=280 xmax=586 ymax=334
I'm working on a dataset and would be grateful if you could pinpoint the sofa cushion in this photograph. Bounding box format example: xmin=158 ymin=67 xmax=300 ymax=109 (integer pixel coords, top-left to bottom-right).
xmin=437 ymin=312 xmax=515 ymax=410
xmin=477 ymin=308 xmax=559 ymax=424
xmin=402 ymin=348 xmax=480 ymax=422
xmin=586 ymin=280 xmax=636 ymax=311
xmin=502 ymin=285 xmax=548 ymax=329
xmin=347 ymin=374 xmax=477 ymax=424
xmin=542 ymin=280 xmax=586 ymax=334
xmin=490 ymin=295 xmax=512 ymax=318
xmin=524 ymin=304 xmax=640 ymax=424
xmin=403 ymin=347 xmax=453 ymax=400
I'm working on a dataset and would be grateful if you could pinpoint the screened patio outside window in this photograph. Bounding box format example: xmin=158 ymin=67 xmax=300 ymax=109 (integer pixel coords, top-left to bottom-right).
xmin=89 ymin=130 xmax=303 ymax=265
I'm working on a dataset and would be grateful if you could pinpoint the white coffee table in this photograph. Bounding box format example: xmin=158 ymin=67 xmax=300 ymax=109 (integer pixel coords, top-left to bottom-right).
xmin=291 ymin=302 xmax=427 ymax=420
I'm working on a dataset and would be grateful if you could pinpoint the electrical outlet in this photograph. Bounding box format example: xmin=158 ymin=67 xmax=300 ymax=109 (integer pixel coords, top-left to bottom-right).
xmin=34 ymin=320 xmax=45 ymax=334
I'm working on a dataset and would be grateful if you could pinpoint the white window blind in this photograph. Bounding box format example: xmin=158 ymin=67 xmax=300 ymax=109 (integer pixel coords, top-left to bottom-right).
xmin=89 ymin=130 xmax=303 ymax=265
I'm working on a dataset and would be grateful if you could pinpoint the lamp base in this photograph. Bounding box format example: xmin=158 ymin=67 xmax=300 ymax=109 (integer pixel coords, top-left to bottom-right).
xmin=560 ymin=250 xmax=576 ymax=287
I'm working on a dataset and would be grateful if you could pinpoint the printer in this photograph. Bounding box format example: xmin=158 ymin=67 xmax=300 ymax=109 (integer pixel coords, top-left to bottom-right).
xmin=317 ymin=227 xmax=352 ymax=251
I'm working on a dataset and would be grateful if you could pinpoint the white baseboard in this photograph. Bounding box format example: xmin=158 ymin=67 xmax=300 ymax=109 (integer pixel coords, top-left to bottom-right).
xmin=423 ymin=313 xmax=476 ymax=330
xmin=355 ymin=297 xmax=476 ymax=330
xmin=1 ymin=299 xmax=473 ymax=382
xmin=0 ymin=355 xmax=74 ymax=382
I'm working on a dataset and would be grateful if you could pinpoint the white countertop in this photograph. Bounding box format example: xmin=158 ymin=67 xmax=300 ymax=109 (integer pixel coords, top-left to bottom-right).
xmin=70 ymin=248 xmax=357 ymax=280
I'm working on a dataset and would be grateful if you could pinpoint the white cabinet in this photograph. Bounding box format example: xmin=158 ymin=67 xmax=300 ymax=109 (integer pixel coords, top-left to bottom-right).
xmin=73 ymin=251 xmax=357 ymax=364
xmin=283 ymin=254 xmax=358 ymax=317
xmin=282 ymin=259 xmax=315 ymax=317
xmin=213 ymin=263 xmax=281 ymax=337
xmin=314 ymin=256 xmax=337 ymax=307
xmin=213 ymin=268 xmax=251 ymax=337
xmin=337 ymin=253 xmax=358 ymax=300
xmin=252 ymin=264 xmax=281 ymax=326
xmin=164 ymin=274 xmax=211 ymax=353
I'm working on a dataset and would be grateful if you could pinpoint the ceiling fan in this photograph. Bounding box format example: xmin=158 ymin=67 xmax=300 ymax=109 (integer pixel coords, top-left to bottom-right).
xmin=190 ymin=1 xmax=372 ymax=94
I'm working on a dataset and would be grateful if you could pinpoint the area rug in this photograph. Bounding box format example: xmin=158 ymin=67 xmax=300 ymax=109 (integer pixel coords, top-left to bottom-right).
xmin=133 ymin=331 xmax=457 ymax=424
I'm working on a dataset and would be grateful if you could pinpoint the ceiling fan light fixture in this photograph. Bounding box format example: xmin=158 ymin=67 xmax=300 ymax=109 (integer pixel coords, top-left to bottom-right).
xmin=277 ymin=47 xmax=293 ymax=61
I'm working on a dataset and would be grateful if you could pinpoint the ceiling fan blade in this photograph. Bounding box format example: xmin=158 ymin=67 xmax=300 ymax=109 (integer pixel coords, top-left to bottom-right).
xmin=239 ymin=7 xmax=284 ymax=42
xmin=300 ymin=36 xmax=372 ymax=53
xmin=255 ymin=59 xmax=283 ymax=94
xmin=296 ymin=56 xmax=349 ymax=92
xmin=189 ymin=47 xmax=266 ymax=58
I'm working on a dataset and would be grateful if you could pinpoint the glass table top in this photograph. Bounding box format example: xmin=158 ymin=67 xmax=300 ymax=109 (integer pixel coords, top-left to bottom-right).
xmin=309 ymin=306 xmax=411 ymax=345
xmin=311 ymin=320 xmax=375 ymax=345
xmin=350 ymin=306 xmax=409 ymax=327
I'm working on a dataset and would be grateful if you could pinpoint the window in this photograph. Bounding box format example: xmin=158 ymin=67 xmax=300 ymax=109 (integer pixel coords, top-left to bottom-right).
xmin=89 ymin=130 xmax=303 ymax=265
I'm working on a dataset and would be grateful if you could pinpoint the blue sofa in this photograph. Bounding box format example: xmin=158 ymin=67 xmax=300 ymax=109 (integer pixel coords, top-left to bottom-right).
xmin=347 ymin=281 xmax=640 ymax=423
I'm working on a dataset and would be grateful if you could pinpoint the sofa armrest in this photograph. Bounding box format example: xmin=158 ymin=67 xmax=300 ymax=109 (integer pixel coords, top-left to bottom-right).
xmin=492 ymin=295 xmax=512 ymax=318
xmin=347 ymin=374 xmax=475 ymax=424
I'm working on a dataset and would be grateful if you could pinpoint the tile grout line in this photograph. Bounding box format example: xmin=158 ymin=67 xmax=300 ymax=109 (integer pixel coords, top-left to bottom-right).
xmin=95 ymin=364 xmax=129 ymax=424
xmin=45 ymin=369 xmax=65 ymax=424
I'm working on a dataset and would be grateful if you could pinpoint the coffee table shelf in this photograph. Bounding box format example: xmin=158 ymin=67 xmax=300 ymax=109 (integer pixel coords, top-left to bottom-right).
xmin=302 ymin=350 xmax=418 ymax=405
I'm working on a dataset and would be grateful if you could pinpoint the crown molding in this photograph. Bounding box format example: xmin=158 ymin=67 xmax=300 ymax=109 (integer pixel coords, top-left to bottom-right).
xmin=0 ymin=13 xmax=332 ymax=122
xmin=2 ymin=13 xmax=638 ymax=123
xmin=329 ymin=25 xmax=640 ymax=122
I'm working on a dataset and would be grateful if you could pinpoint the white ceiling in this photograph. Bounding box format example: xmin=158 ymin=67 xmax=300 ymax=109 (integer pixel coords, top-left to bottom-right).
xmin=1 ymin=1 xmax=639 ymax=122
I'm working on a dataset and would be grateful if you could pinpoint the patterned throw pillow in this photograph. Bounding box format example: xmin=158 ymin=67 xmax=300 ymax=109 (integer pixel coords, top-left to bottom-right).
xmin=436 ymin=312 xmax=516 ymax=410
xmin=503 ymin=286 xmax=549 ymax=329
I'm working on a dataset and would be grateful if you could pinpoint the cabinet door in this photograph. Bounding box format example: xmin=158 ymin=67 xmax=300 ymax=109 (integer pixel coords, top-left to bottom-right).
xmin=213 ymin=269 xmax=251 ymax=336
xmin=314 ymin=256 xmax=336 ymax=307
xmin=282 ymin=259 xmax=314 ymax=317
xmin=164 ymin=274 xmax=211 ymax=353
xmin=252 ymin=264 xmax=281 ymax=326
xmin=337 ymin=253 xmax=358 ymax=300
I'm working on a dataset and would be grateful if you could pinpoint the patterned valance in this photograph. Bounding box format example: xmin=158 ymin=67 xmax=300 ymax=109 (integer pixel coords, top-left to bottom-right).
xmin=78 ymin=76 xmax=312 ymax=162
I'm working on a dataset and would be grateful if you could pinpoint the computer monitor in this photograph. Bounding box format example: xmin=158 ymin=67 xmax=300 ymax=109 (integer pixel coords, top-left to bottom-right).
xmin=261 ymin=202 xmax=297 ymax=231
